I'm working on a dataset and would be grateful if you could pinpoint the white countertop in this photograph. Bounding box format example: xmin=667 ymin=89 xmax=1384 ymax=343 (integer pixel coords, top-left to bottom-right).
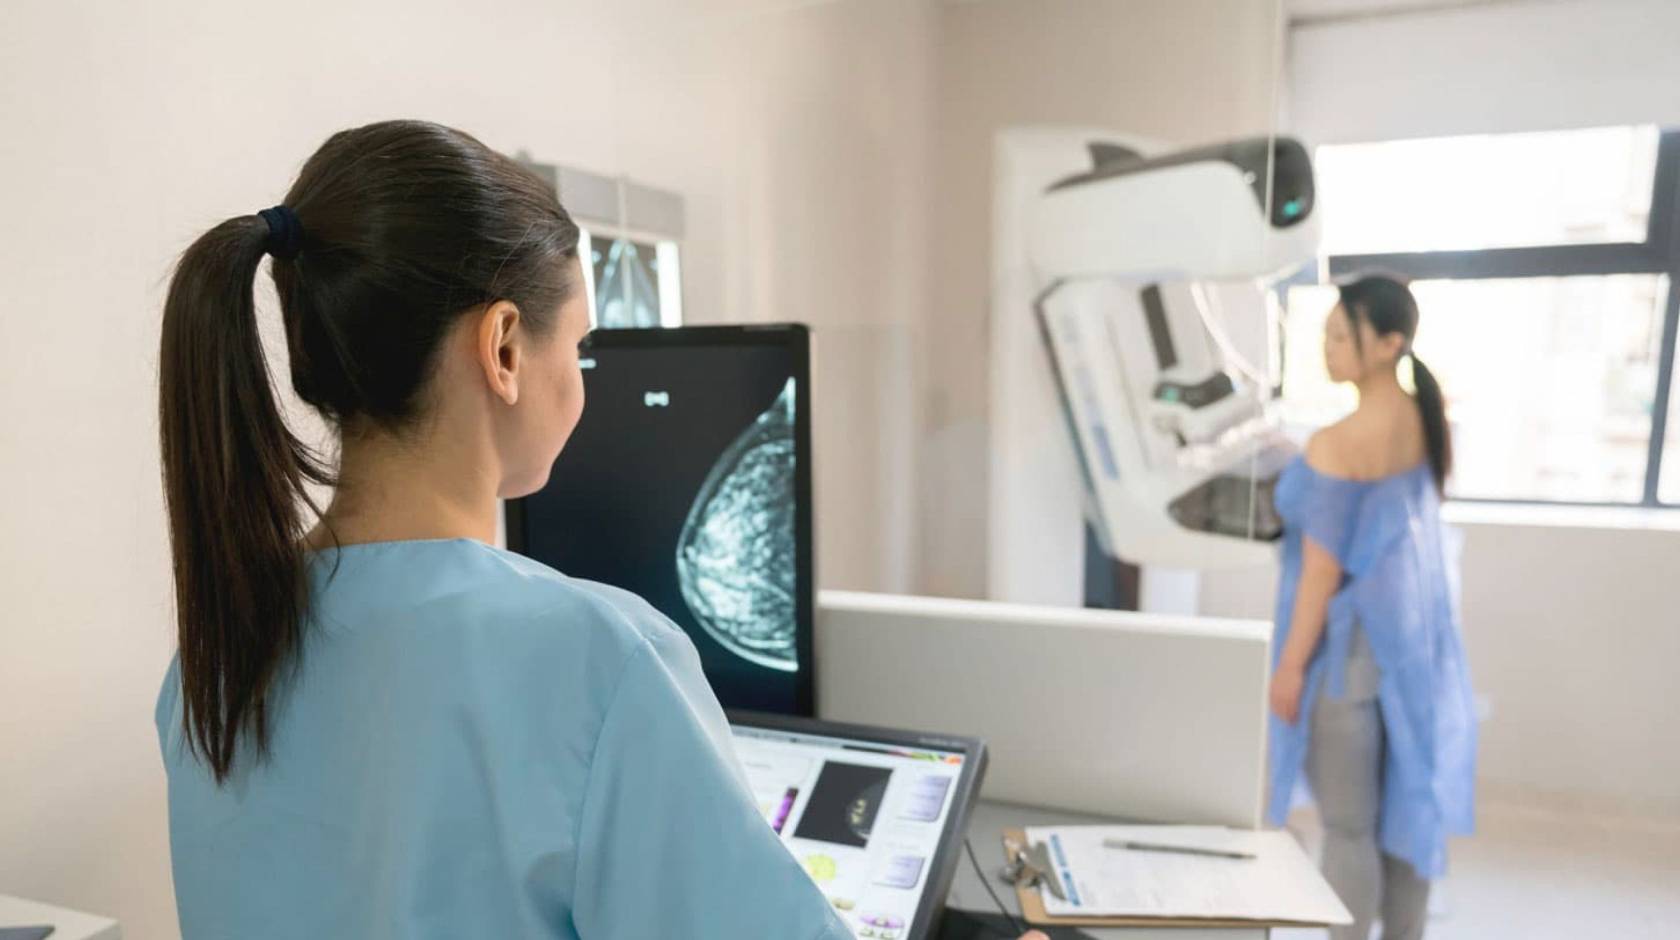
xmin=950 ymin=800 xmax=1270 ymax=939
xmin=0 ymin=895 xmax=120 ymax=940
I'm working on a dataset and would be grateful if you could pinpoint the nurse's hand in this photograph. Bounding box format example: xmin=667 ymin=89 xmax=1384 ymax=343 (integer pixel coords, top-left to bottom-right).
xmin=1269 ymin=663 xmax=1305 ymax=724
xmin=1021 ymin=933 xmax=1050 ymax=939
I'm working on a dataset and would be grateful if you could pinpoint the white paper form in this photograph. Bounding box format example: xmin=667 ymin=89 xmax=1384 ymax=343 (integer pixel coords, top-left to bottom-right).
xmin=1023 ymin=825 xmax=1352 ymax=925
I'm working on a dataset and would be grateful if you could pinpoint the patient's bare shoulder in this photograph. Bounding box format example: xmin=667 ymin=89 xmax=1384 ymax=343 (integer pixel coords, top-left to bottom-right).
xmin=1305 ymin=422 xmax=1358 ymax=478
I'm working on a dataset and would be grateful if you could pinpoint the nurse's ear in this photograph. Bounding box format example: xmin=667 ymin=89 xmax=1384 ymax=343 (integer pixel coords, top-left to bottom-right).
xmin=473 ymin=300 xmax=525 ymax=406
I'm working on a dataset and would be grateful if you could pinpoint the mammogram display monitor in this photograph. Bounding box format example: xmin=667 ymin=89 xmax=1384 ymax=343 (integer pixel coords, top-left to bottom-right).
xmin=506 ymin=324 xmax=814 ymax=715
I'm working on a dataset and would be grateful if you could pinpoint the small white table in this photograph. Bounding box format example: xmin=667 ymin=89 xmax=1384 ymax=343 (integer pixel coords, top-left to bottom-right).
xmin=948 ymin=801 xmax=1271 ymax=939
xmin=0 ymin=895 xmax=120 ymax=940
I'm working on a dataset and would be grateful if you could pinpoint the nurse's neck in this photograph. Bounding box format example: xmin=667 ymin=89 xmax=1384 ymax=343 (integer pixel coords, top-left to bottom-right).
xmin=304 ymin=418 xmax=501 ymax=551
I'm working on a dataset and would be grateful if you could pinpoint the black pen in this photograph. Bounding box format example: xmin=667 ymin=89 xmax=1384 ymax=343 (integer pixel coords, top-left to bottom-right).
xmin=1103 ymin=838 xmax=1256 ymax=860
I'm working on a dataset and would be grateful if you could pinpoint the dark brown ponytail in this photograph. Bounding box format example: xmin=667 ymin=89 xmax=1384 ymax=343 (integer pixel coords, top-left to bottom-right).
xmin=1407 ymin=353 xmax=1452 ymax=492
xmin=1337 ymin=274 xmax=1453 ymax=491
xmin=159 ymin=214 xmax=331 ymax=781
xmin=158 ymin=121 xmax=580 ymax=782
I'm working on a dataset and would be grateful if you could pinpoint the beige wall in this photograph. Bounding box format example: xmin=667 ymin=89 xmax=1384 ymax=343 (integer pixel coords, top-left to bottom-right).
xmin=0 ymin=1 xmax=933 ymax=935
xmin=610 ymin=1 xmax=936 ymax=593
xmin=921 ymin=0 xmax=1283 ymax=599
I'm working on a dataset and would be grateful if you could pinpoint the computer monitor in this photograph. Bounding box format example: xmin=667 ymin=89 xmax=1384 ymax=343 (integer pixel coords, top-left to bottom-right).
xmin=728 ymin=711 xmax=987 ymax=940
xmin=505 ymin=324 xmax=815 ymax=715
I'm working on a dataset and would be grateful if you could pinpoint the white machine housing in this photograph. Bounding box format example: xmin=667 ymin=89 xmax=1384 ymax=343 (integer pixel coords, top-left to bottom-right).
xmin=817 ymin=590 xmax=1271 ymax=828
xmin=1027 ymin=136 xmax=1320 ymax=569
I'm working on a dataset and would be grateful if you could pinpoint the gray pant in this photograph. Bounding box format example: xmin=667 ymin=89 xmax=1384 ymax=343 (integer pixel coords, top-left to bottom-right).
xmin=1305 ymin=635 xmax=1431 ymax=940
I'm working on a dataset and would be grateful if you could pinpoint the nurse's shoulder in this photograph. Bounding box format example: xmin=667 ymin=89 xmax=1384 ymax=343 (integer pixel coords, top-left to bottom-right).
xmin=355 ymin=540 xmax=716 ymax=776
xmin=288 ymin=538 xmax=697 ymax=727
xmin=440 ymin=540 xmax=692 ymax=676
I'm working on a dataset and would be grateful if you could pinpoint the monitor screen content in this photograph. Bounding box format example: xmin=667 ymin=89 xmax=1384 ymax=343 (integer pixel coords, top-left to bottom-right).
xmin=731 ymin=723 xmax=969 ymax=938
xmin=507 ymin=326 xmax=813 ymax=715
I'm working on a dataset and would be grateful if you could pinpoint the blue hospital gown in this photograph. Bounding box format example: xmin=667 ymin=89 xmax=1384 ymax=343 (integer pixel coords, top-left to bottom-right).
xmin=1268 ymin=458 xmax=1478 ymax=878
xmin=156 ymin=538 xmax=850 ymax=940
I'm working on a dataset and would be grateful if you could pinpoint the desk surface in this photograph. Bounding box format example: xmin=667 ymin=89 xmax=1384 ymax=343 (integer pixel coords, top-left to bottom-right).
xmin=948 ymin=801 xmax=1269 ymax=940
xmin=0 ymin=895 xmax=120 ymax=940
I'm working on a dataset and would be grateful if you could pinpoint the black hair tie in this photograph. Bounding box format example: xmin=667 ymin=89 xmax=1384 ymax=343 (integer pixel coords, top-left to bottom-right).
xmin=258 ymin=205 xmax=303 ymax=260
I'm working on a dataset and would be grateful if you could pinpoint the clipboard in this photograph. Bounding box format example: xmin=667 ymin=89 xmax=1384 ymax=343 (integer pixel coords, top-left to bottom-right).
xmin=1002 ymin=827 xmax=1334 ymax=929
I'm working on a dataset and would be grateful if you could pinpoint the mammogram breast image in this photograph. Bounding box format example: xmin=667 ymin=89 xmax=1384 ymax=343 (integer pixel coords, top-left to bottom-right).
xmin=676 ymin=378 xmax=798 ymax=671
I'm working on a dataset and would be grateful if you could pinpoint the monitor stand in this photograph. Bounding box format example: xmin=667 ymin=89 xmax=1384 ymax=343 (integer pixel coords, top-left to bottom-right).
xmin=1083 ymin=522 xmax=1140 ymax=612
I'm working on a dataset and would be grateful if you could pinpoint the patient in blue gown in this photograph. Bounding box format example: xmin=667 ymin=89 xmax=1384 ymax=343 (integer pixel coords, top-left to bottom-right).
xmin=1267 ymin=275 xmax=1478 ymax=940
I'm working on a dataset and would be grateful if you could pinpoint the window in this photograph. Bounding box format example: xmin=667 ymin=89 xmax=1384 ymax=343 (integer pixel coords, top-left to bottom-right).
xmin=1661 ymin=367 xmax=1680 ymax=504
xmin=1285 ymin=276 xmax=1670 ymax=503
xmin=1283 ymin=126 xmax=1680 ymax=507
xmin=1315 ymin=126 xmax=1660 ymax=255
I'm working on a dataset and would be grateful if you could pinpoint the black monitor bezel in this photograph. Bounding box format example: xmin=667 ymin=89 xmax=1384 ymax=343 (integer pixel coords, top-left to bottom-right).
xmin=726 ymin=709 xmax=989 ymax=940
xmin=504 ymin=323 xmax=816 ymax=717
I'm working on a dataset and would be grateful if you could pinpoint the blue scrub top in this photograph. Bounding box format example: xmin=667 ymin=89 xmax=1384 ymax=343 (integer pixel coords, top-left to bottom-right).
xmin=156 ymin=538 xmax=850 ymax=940
xmin=1268 ymin=458 xmax=1478 ymax=879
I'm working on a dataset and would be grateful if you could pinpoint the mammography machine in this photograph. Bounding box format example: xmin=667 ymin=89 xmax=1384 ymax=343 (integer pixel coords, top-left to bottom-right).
xmin=1024 ymin=135 xmax=1321 ymax=571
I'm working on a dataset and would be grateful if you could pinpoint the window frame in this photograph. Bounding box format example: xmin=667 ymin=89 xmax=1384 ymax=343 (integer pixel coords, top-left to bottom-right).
xmin=1295 ymin=128 xmax=1680 ymax=509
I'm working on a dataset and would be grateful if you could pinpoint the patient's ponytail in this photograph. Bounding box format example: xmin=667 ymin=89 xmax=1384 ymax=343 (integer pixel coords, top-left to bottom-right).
xmin=1408 ymin=354 xmax=1452 ymax=492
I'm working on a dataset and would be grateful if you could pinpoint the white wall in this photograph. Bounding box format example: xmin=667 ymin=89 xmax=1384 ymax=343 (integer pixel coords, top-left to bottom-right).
xmin=607 ymin=1 xmax=936 ymax=593
xmin=1290 ymin=0 xmax=1680 ymax=144
xmin=921 ymin=0 xmax=1286 ymax=599
xmin=1201 ymin=508 xmax=1680 ymax=821
xmin=0 ymin=2 xmax=934 ymax=935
